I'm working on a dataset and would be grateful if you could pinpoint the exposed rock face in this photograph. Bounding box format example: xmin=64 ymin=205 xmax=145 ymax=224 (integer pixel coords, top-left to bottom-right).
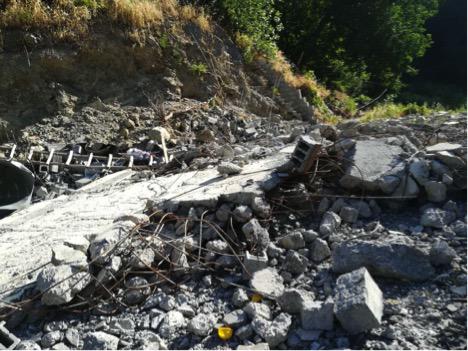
xmin=332 ymin=235 xmax=435 ymax=281
xmin=339 ymin=139 xmax=406 ymax=192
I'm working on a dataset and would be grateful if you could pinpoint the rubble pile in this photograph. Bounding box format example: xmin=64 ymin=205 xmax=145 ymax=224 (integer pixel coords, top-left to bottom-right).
xmin=0 ymin=111 xmax=466 ymax=350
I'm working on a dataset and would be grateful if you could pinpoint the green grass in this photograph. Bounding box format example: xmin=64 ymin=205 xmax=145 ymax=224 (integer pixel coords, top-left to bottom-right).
xmin=359 ymin=102 xmax=434 ymax=122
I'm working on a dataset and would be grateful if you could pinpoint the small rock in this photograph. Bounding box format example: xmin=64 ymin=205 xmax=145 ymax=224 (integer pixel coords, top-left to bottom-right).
xmin=237 ymin=343 xmax=270 ymax=350
xmin=235 ymin=324 xmax=254 ymax=340
xmin=435 ymin=151 xmax=465 ymax=169
xmin=339 ymin=206 xmax=359 ymax=223
xmin=420 ymin=208 xmax=456 ymax=229
xmin=223 ymin=309 xmax=249 ymax=327
xmin=41 ymin=331 xmax=63 ymax=348
xmin=124 ymin=276 xmax=150 ymax=305
xmin=250 ymin=268 xmax=284 ymax=298
xmin=409 ymin=159 xmax=430 ymax=186
xmin=251 ymin=313 xmax=292 ymax=347
xmin=16 ymin=341 xmax=41 ymax=350
xmin=218 ymin=162 xmax=243 ymax=175
xmin=302 ymin=230 xmax=319 ymax=243
xmin=83 ymin=332 xmax=119 ymax=350
xmin=242 ymin=219 xmax=270 ymax=252
xmin=309 ymin=238 xmax=331 ymax=262
xmin=283 ymin=251 xmax=308 ymax=275
xmin=65 ymin=328 xmax=81 ymax=348
xmin=158 ymin=310 xmax=186 ymax=338
xmin=278 ymin=232 xmax=305 ymax=250
xmin=51 ymin=342 xmax=69 ymax=350
xmin=300 ymin=298 xmax=334 ymax=330
xmin=216 ymin=204 xmax=231 ymax=222
xmin=244 ymin=302 xmax=272 ymax=320
xmin=319 ymin=211 xmax=341 ymax=236
xmin=251 ymin=197 xmax=271 ymax=218
xmin=277 ymin=288 xmax=314 ymax=314
xmin=232 ymin=288 xmax=250 ymax=307
xmin=36 ymin=265 xmax=91 ymax=306
xmin=234 ymin=205 xmax=253 ymax=223
xmin=430 ymin=240 xmax=457 ymax=266
xmin=128 ymin=247 xmax=155 ymax=269
xmin=425 ymin=181 xmax=447 ymax=202
xmin=188 ymin=313 xmax=215 ymax=336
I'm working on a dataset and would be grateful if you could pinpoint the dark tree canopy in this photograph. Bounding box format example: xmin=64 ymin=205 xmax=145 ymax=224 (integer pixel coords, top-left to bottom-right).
xmin=275 ymin=0 xmax=441 ymax=97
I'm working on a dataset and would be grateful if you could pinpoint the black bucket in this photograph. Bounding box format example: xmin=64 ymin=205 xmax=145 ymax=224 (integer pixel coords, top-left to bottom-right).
xmin=0 ymin=160 xmax=35 ymax=216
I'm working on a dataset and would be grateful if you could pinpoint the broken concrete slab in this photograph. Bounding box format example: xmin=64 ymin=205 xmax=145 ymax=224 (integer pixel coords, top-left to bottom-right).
xmin=334 ymin=267 xmax=383 ymax=334
xmin=332 ymin=234 xmax=434 ymax=281
xmin=0 ymin=151 xmax=291 ymax=300
xmin=339 ymin=139 xmax=406 ymax=192
xmin=426 ymin=142 xmax=463 ymax=153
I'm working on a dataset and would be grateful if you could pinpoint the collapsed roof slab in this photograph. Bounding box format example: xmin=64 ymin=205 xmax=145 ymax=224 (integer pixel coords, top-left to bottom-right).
xmin=0 ymin=150 xmax=290 ymax=299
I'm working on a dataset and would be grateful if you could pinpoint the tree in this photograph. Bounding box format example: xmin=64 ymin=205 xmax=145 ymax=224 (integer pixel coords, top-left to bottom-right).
xmin=275 ymin=0 xmax=441 ymax=97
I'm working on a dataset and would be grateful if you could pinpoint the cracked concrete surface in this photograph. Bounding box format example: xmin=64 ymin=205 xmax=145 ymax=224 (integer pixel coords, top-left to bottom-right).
xmin=0 ymin=151 xmax=290 ymax=298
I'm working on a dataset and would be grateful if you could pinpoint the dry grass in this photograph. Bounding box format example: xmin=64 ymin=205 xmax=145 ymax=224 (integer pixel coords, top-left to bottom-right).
xmin=269 ymin=51 xmax=329 ymax=98
xmin=0 ymin=0 xmax=212 ymax=33
xmin=0 ymin=0 xmax=91 ymax=39
xmin=179 ymin=4 xmax=212 ymax=32
xmin=107 ymin=0 xmax=163 ymax=27
xmin=0 ymin=0 xmax=50 ymax=28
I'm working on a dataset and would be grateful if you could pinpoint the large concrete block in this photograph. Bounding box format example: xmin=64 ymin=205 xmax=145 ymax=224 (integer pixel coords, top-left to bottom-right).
xmin=332 ymin=234 xmax=434 ymax=281
xmin=339 ymin=139 xmax=405 ymax=192
xmin=334 ymin=267 xmax=383 ymax=334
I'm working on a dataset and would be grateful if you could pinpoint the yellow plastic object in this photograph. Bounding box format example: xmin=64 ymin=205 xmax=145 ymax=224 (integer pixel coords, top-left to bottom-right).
xmin=218 ymin=326 xmax=233 ymax=341
xmin=251 ymin=293 xmax=262 ymax=302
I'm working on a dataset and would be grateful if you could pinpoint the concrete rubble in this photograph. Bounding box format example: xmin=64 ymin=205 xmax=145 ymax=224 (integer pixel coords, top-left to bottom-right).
xmin=334 ymin=267 xmax=384 ymax=334
xmin=0 ymin=111 xmax=466 ymax=350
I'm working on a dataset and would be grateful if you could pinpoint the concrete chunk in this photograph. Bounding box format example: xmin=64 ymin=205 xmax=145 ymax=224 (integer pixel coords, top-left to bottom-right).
xmin=277 ymin=288 xmax=314 ymax=314
xmin=332 ymin=235 xmax=434 ymax=281
xmin=250 ymin=268 xmax=284 ymax=299
xmin=243 ymin=251 xmax=268 ymax=276
xmin=339 ymin=139 xmax=405 ymax=191
xmin=334 ymin=267 xmax=383 ymax=334
xmin=36 ymin=265 xmax=91 ymax=306
xmin=319 ymin=211 xmax=341 ymax=236
xmin=300 ymin=297 xmax=334 ymax=330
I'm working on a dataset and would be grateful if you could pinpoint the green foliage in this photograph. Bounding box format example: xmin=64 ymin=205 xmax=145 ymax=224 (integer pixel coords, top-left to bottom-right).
xmin=188 ymin=62 xmax=208 ymax=76
xmin=159 ymin=33 xmax=169 ymax=49
xmin=216 ymin=0 xmax=282 ymax=59
xmin=325 ymin=90 xmax=357 ymax=117
xmin=275 ymin=0 xmax=441 ymax=97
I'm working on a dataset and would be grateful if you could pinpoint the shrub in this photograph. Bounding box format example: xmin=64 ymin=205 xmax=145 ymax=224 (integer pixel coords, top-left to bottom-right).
xmin=188 ymin=62 xmax=208 ymax=76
